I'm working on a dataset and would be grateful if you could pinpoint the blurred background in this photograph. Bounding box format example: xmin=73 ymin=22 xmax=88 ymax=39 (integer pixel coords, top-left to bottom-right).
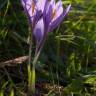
xmin=0 ymin=0 xmax=96 ymax=95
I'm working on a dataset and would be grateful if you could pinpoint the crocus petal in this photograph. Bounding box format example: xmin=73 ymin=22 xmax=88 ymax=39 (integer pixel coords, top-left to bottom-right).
xmin=21 ymin=0 xmax=33 ymax=17
xmin=55 ymin=6 xmax=63 ymax=20
xmin=36 ymin=0 xmax=47 ymax=12
xmin=49 ymin=4 xmax=71 ymax=32
xmin=54 ymin=0 xmax=63 ymax=20
xmin=33 ymin=18 xmax=44 ymax=42
xmin=43 ymin=3 xmax=53 ymax=31
xmin=50 ymin=0 xmax=55 ymax=8
xmin=21 ymin=0 xmax=32 ymax=7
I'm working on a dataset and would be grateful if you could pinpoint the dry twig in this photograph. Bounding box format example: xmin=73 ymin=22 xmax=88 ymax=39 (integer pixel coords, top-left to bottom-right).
xmin=0 ymin=56 xmax=29 ymax=67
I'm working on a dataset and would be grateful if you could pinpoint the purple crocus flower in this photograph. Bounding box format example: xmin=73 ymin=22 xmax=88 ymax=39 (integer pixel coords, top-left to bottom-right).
xmin=21 ymin=0 xmax=71 ymax=61
xmin=33 ymin=0 xmax=71 ymax=56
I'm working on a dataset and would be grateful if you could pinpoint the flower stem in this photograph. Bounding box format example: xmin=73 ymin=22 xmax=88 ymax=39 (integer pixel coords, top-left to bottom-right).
xmin=28 ymin=26 xmax=35 ymax=95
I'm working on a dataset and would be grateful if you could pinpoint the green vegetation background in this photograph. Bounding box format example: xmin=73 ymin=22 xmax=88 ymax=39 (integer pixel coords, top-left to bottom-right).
xmin=0 ymin=0 xmax=96 ymax=95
